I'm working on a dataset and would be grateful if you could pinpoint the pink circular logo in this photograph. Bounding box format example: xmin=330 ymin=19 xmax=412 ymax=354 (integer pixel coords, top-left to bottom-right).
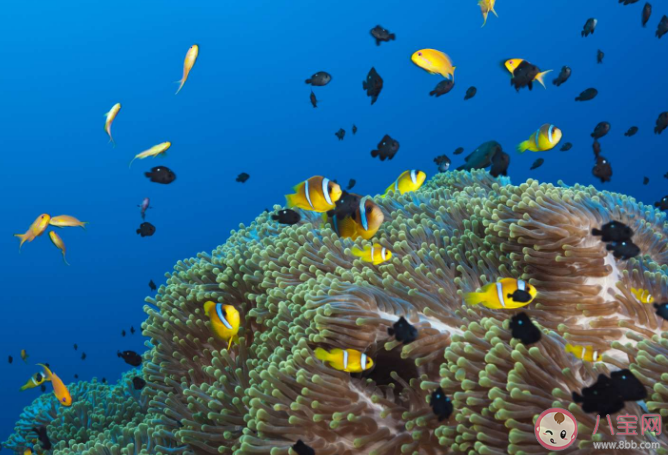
xmin=535 ymin=408 xmax=578 ymax=451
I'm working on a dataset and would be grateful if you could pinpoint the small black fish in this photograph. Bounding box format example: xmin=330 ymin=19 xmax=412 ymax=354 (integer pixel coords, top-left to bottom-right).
xmin=102 ymin=378 xmax=107 ymax=383
xmin=430 ymin=387 xmax=453 ymax=421
xmin=642 ymin=3 xmax=652 ymax=28
xmin=387 ymin=316 xmax=418 ymax=344
xmin=335 ymin=129 xmax=345 ymax=140
xmin=149 ymin=280 xmax=157 ymax=291
xmin=305 ymin=72 xmax=331 ymax=87
xmin=309 ymin=91 xmax=318 ymax=108
xmin=434 ymin=155 xmax=451 ymax=173
xmin=82 ymin=352 xmax=87 ymax=360
xmin=509 ymin=312 xmax=542 ymax=345
xmin=41 ymin=384 xmax=47 ymax=392
xmin=74 ymin=374 xmax=79 ymax=379
xmin=370 ymin=25 xmax=395 ymax=45
xmin=132 ymin=376 xmax=147 ymax=391
xmin=453 ymin=147 xmax=464 ymax=155
xmin=509 ymin=60 xmax=542 ymax=91
xmin=593 ymin=156 xmax=612 ymax=183
xmin=530 ymin=158 xmax=544 ymax=170
xmin=644 ymin=177 xmax=649 ymax=185
xmin=552 ymin=66 xmax=571 ymax=86
xmin=464 ymin=86 xmax=477 ymax=100
xmin=582 ymin=18 xmax=597 ymax=37
xmin=597 ymin=49 xmax=604 ymax=64
xmin=32 ymin=426 xmax=52 ymax=450
xmin=352 ymin=124 xmax=357 ymax=135
xmin=606 ymin=240 xmax=641 ymax=260
xmin=655 ymin=196 xmax=668 ymax=210
xmin=576 ymin=88 xmax=598 ymax=101
xmin=592 ymin=141 xmax=601 ymax=158
xmin=620 ymin=0 xmax=640 ymax=5
xmin=592 ymin=221 xmax=634 ymax=243
xmin=326 ymin=191 xmax=361 ymax=221
xmin=136 ymin=222 xmax=156 ymax=237
xmin=654 ymin=302 xmax=668 ymax=320
xmin=560 ymin=142 xmax=572 ymax=152
xmin=657 ymin=15 xmax=668 ymax=39
xmin=272 ymin=209 xmax=301 ymax=225
xmin=371 ymin=134 xmax=399 ymax=161
xmin=122 ymin=330 xmax=126 ymax=337
xmin=655 ymin=112 xmax=668 ymax=134
xmin=8 ymin=356 xmax=12 ymax=364
xmin=624 ymin=126 xmax=638 ymax=137
xmin=572 ymin=374 xmax=625 ymax=416
xmin=489 ymin=149 xmax=510 ymax=177
xmin=145 ymin=166 xmax=176 ymax=184
xmin=236 ymin=173 xmax=250 ymax=183
xmin=292 ymin=440 xmax=315 ymax=455
xmin=118 ymin=350 xmax=142 ymax=367
xmin=610 ymin=369 xmax=647 ymax=402
xmin=73 ymin=344 xmax=78 ymax=351
xmin=429 ymin=79 xmax=455 ymax=97
xmin=363 ymin=67 xmax=384 ymax=105
xmin=591 ymin=121 xmax=611 ymax=140
xmin=509 ymin=289 xmax=533 ymax=303
xmin=130 ymin=326 xmax=136 ymax=335
xmin=346 ymin=179 xmax=356 ymax=190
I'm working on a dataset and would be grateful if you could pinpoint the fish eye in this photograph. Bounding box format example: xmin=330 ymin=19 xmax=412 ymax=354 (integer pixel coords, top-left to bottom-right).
xmin=418 ymin=52 xmax=422 ymax=56
xmin=560 ymin=430 xmax=567 ymax=439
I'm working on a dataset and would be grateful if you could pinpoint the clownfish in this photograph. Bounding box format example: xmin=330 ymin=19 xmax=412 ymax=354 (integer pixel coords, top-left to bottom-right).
xmin=631 ymin=288 xmax=654 ymax=304
xmin=351 ymin=244 xmax=392 ymax=265
xmin=565 ymin=343 xmax=606 ymax=362
xmin=332 ymin=197 xmax=384 ymax=240
xmin=517 ymin=124 xmax=562 ymax=153
xmin=104 ymin=102 xmax=121 ymax=145
xmin=14 ymin=214 xmax=51 ymax=251
xmin=465 ymin=278 xmax=537 ymax=309
xmin=286 ymin=176 xmax=342 ymax=213
xmin=383 ymin=170 xmax=426 ymax=196
xmin=20 ymin=372 xmax=46 ymax=391
xmin=176 ymin=44 xmax=199 ymax=95
xmin=314 ymin=348 xmax=374 ymax=373
xmin=38 ymin=364 xmax=72 ymax=406
xmin=203 ymin=301 xmax=240 ymax=350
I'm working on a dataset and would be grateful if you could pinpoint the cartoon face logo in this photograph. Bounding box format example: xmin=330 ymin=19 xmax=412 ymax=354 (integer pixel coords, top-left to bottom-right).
xmin=535 ymin=408 xmax=578 ymax=451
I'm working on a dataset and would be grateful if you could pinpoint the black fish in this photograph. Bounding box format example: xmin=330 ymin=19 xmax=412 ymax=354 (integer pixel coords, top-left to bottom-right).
xmin=370 ymin=25 xmax=395 ymax=45
xmin=429 ymin=79 xmax=454 ymax=97
xmin=654 ymin=302 xmax=668 ymax=320
xmin=593 ymin=156 xmax=612 ymax=182
xmin=346 ymin=179 xmax=356 ymax=190
xmin=8 ymin=356 xmax=12 ymax=364
xmin=82 ymin=352 xmax=87 ymax=360
xmin=74 ymin=374 xmax=78 ymax=379
xmin=292 ymin=440 xmax=315 ymax=455
xmin=430 ymin=387 xmax=453 ymax=421
xmin=236 ymin=173 xmax=250 ymax=183
xmin=606 ymin=240 xmax=640 ymax=260
xmin=326 ymin=191 xmax=361 ymax=221
xmin=657 ymin=15 xmax=668 ymax=38
xmin=591 ymin=121 xmax=611 ymax=140
xmin=642 ymin=3 xmax=652 ymax=27
xmin=610 ymin=369 xmax=647 ymax=401
xmin=464 ymin=86 xmax=477 ymax=100
xmin=132 ymin=376 xmax=147 ymax=390
xmin=530 ymin=158 xmax=544 ymax=170
xmin=509 ymin=289 xmax=533 ymax=303
xmin=572 ymin=374 xmax=625 ymax=416
xmin=363 ymin=67 xmax=384 ymax=105
xmin=434 ymin=155 xmax=451 ymax=173
xmin=620 ymin=0 xmax=640 ymax=5
xmin=352 ymin=124 xmax=357 ymax=135
xmin=644 ymin=177 xmax=650 ymax=185
xmin=552 ymin=66 xmax=571 ymax=86
xmin=457 ymin=141 xmax=503 ymax=171
xmin=305 ymin=72 xmax=331 ymax=87
xmin=118 ymin=350 xmax=142 ymax=367
xmin=309 ymin=91 xmax=318 ymax=108
xmin=149 ymin=280 xmax=157 ymax=291
xmin=592 ymin=221 xmax=634 ymax=243
xmin=32 ymin=426 xmax=52 ymax=450
xmin=509 ymin=312 xmax=542 ymax=345
xmin=592 ymin=141 xmax=601 ymax=158
xmin=130 ymin=326 xmax=136 ymax=335
xmin=272 ymin=209 xmax=301 ymax=225
xmin=136 ymin=222 xmax=156 ymax=237
xmin=41 ymin=384 xmax=46 ymax=392
xmin=102 ymin=378 xmax=107 ymax=383
xmin=453 ymin=147 xmax=464 ymax=155
xmin=387 ymin=316 xmax=418 ymax=345
xmin=371 ymin=134 xmax=399 ymax=161
xmin=509 ymin=60 xmax=542 ymax=91
xmin=655 ymin=196 xmax=668 ymax=210
xmin=122 ymin=330 xmax=126 ymax=337
xmin=335 ymin=129 xmax=345 ymax=140
xmin=560 ymin=142 xmax=572 ymax=152
xmin=576 ymin=88 xmax=598 ymax=101
xmin=597 ymin=49 xmax=604 ymax=64
xmin=73 ymin=344 xmax=78 ymax=351
xmin=654 ymin=112 xmax=668 ymax=134
xmin=624 ymin=126 xmax=638 ymax=137
xmin=582 ymin=18 xmax=597 ymax=37
xmin=489 ymin=149 xmax=510 ymax=177
xmin=145 ymin=166 xmax=176 ymax=184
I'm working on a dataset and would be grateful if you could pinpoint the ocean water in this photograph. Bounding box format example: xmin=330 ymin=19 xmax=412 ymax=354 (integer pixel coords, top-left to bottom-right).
xmin=1 ymin=0 xmax=666 ymax=443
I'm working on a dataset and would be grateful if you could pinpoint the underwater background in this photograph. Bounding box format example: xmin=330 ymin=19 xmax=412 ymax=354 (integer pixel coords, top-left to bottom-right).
xmin=1 ymin=0 xmax=667 ymax=445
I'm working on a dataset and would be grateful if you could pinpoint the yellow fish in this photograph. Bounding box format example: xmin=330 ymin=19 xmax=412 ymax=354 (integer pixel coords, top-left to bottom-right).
xmin=176 ymin=44 xmax=199 ymax=94
xmin=24 ymin=449 xmax=32 ymax=455
xmin=384 ymin=170 xmax=426 ymax=196
xmin=565 ymin=343 xmax=605 ymax=362
xmin=479 ymin=0 xmax=498 ymax=27
xmin=465 ymin=278 xmax=537 ymax=309
xmin=631 ymin=288 xmax=654 ymax=304
xmin=104 ymin=103 xmax=121 ymax=146
xmin=49 ymin=215 xmax=88 ymax=230
xmin=38 ymin=363 xmax=72 ymax=406
xmin=14 ymin=214 xmax=51 ymax=251
xmin=411 ymin=49 xmax=456 ymax=80
xmin=504 ymin=59 xmax=552 ymax=89
xmin=285 ymin=176 xmax=342 ymax=213
xmin=332 ymin=196 xmax=384 ymax=240
xmin=49 ymin=231 xmax=70 ymax=266
xmin=352 ymin=244 xmax=392 ymax=265
xmin=129 ymin=142 xmax=171 ymax=168
xmin=517 ymin=124 xmax=562 ymax=153
xmin=21 ymin=349 xmax=29 ymax=363
xmin=203 ymin=301 xmax=240 ymax=350
xmin=20 ymin=372 xmax=46 ymax=391
xmin=314 ymin=348 xmax=373 ymax=373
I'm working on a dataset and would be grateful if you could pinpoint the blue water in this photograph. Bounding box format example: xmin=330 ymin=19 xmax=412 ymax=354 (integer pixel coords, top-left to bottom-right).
xmin=1 ymin=0 xmax=666 ymax=440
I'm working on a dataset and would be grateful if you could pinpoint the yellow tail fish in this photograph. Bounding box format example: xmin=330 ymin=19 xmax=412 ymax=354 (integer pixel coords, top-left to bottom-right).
xmin=352 ymin=244 xmax=392 ymax=265
xmin=38 ymin=364 xmax=72 ymax=406
xmin=384 ymin=170 xmax=426 ymax=196
xmin=479 ymin=0 xmax=498 ymax=27
xmin=314 ymin=347 xmax=374 ymax=373
xmin=332 ymin=197 xmax=384 ymax=240
xmin=465 ymin=278 xmax=537 ymax=309
xmin=14 ymin=214 xmax=51 ymax=251
xmin=104 ymin=103 xmax=121 ymax=146
xmin=631 ymin=288 xmax=654 ymax=304
xmin=129 ymin=142 xmax=171 ymax=168
xmin=411 ymin=49 xmax=456 ymax=80
xmin=203 ymin=301 xmax=240 ymax=350
xmin=285 ymin=176 xmax=342 ymax=213
xmin=21 ymin=349 xmax=29 ymax=362
xmin=517 ymin=124 xmax=562 ymax=153
xmin=176 ymin=44 xmax=199 ymax=94
xmin=504 ymin=59 xmax=552 ymax=89
xmin=49 ymin=231 xmax=70 ymax=265
xmin=20 ymin=372 xmax=46 ymax=391
xmin=49 ymin=215 xmax=88 ymax=230
xmin=565 ymin=343 xmax=605 ymax=362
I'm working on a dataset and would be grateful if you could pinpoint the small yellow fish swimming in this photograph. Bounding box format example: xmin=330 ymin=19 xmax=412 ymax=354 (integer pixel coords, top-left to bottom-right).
xmin=38 ymin=363 xmax=72 ymax=406
xmin=285 ymin=176 xmax=342 ymax=213
xmin=314 ymin=347 xmax=373 ymax=373
xmin=20 ymin=371 xmax=46 ymax=391
xmin=517 ymin=124 xmax=562 ymax=153
xmin=21 ymin=349 xmax=29 ymax=363
xmin=565 ymin=343 xmax=606 ymax=362
xmin=49 ymin=215 xmax=88 ymax=230
xmin=176 ymin=44 xmax=199 ymax=94
xmin=384 ymin=170 xmax=426 ymax=196
xmin=631 ymin=288 xmax=654 ymax=304
xmin=203 ymin=301 xmax=240 ymax=350
xmin=411 ymin=49 xmax=456 ymax=80
xmin=465 ymin=278 xmax=537 ymax=309
xmin=49 ymin=231 xmax=70 ymax=266
xmin=351 ymin=244 xmax=392 ymax=265
xmin=129 ymin=142 xmax=171 ymax=168
xmin=24 ymin=449 xmax=32 ymax=455
xmin=104 ymin=103 xmax=121 ymax=146
xmin=14 ymin=214 xmax=51 ymax=251
xmin=479 ymin=0 xmax=498 ymax=27
xmin=332 ymin=197 xmax=384 ymax=240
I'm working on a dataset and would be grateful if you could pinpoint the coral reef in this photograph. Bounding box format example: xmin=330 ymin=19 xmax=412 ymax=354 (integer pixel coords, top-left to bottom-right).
xmin=7 ymin=170 xmax=668 ymax=454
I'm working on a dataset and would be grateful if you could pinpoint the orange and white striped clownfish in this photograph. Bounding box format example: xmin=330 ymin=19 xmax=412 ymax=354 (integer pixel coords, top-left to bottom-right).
xmin=330 ymin=195 xmax=384 ymax=240
xmin=285 ymin=176 xmax=342 ymax=213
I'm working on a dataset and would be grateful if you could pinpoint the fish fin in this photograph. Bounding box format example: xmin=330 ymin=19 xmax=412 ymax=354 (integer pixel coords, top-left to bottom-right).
xmin=80 ymin=222 xmax=88 ymax=231
xmin=591 ymin=228 xmax=602 ymax=236
xmin=37 ymin=364 xmax=53 ymax=381
xmin=305 ymin=79 xmax=311 ymax=84
xmin=351 ymin=246 xmax=365 ymax=258
xmin=517 ymin=141 xmax=530 ymax=153
xmin=314 ymin=347 xmax=330 ymax=362
xmin=491 ymin=5 xmax=498 ymax=17
xmin=535 ymin=70 xmax=552 ymax=89
xmin=564 ymin=344 xmax=576 ymax=355
xmin=128 ymin=157 xmax=137 ymax=169
xmin=389 ymin=33 xmax=395 ymax=40
xmin=464 ymin=291 xmax=484 ymax=306
xmin=175 ymin=79 xmax=185 ymax=95
xmin=319 ymin=212 xmax=328 ymax=229
xmin=285 ymin=193 xmax=300 ymax=208
xmin=62 ymin=253 xmax=70 ymax=266
xmin=19 ymin=385 xmax=29 ymax=392
xmin=387 ymin=327 xmax=395 ymax=336
xmin=14 ymin=234 xmax=27 ymax=252
xmin=227 ymin=337 xmax=233 ymax=350
xmin=203 ymin=301 xmax=215 ymax=315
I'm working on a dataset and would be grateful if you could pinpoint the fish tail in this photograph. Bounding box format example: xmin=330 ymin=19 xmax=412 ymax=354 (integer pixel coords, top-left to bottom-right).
xmin=314 ymin=347 xmax=330 ymax=363
xmin=305 ymin=78 xmax=312 ymax=84
xmin=591 ymin=228 xmax=602 ymax=236
xmin=389 ymin=33 xmax=396 ymax=41
xmin=128 ymin=157 xmax=137 ymax=169
xmin=564 ymin=344 xmax=582 ymax=358
xmin=517 ymin=141 xmax=530 ymax=153
xmin=175 ymin=79 xmax=185 ymax=95
xmin=37 ymin=364 xmax=53 ymax=381
xmin=14 ymin=233 xmax=28 ymax=252
xmin=19 ymin=384 xmax=29 ymax=391
xmin=285 ymin=194 xmax=299 ymax=208
xmin=451 ymin=67 xmax=456 ymax=82
xmin=464 ymin=291 xmax=484 ymax=306
xmin=351 ymin=246 xmax=365 ymax=258
xmin=227 ymin=337 xmax=233 ymax=350
xmin=491 ymin=5 xmax=498 ymax=17
xmin=80 ymin=222 xmax=89 ymax=231
xmin=481 ymin=12 xmax=488 ymax=27
xmin=535 ymin=70 xmax=552 ymax=89
xmin=62 ymin=252 xmax=70 ymax=266
xmin=203 ymin=301 xmax=215 ymax=314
